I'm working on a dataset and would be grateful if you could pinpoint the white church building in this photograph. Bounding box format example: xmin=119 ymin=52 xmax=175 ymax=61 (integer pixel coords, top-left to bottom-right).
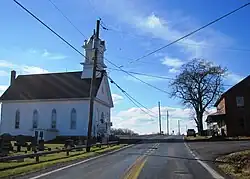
xmin=0 ymin=33 xmax=113 ymax=141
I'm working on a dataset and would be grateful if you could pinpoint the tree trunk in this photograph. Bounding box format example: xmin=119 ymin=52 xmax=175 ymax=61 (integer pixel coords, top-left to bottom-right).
xmin=196 ymin=112 xmax=204 ymax=136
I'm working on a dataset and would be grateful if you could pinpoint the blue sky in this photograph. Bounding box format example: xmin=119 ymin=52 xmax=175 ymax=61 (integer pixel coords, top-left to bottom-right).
xmin=0 ymin=0 xmax=250 ymax=134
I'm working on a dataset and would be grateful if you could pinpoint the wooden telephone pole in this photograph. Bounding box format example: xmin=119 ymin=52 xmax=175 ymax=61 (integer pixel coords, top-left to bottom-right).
xmin=167 ymin=110 xmax=169 ymax=135
xmin=86 ymin=19 xmax=100 ymax=152
xmin=158 ymin=101 xmax=162 ymax=134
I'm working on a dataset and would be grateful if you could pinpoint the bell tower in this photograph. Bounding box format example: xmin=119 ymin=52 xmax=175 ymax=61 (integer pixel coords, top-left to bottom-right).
xmin=81 ymin=31 xmax=107 ymax=79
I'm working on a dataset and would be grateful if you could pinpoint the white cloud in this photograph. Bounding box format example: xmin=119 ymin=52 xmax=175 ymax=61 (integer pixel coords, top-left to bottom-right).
xmin=168 ymin=68 xmax=179 ymax=74
xmin=111 ymin=105 xmax=217 ymax=134
xmin=0 ymin=85 xmax=8 ymax=95
xmin=21 ymin=65 xmax=49 ymax=74
xmin=161 ymin=56 xmax=184 ymax=73
xmin=112 ymin=94 xmax=124 ymax=104
xmin=111 ymin=105 xmax=193 ymax=134
xmin=161 ymin=57 xmax=184 ymax=68
xmin=226 ymin=73 xmax=244 ymax=84
xmin=0 ymin=60 xmax=15 ymax=68
xmin=41 ymin=49 xmax=67 ymax=60
xmin=0 ymin=60 xmax=49 ymax=75
xmin=0 ymin=70 xmax=9 ymax=76
xmin=95 ymin=1 xmax=233 ymax=62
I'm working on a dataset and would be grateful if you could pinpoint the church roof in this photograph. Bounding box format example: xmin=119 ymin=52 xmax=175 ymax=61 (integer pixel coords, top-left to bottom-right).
xmin=0 ymin=71 xmax=103 ymax=101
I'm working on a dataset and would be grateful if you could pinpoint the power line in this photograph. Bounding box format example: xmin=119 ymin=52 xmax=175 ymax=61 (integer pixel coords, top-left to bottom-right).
xmin=107 ymin=67 xmax=233 ymax=87
xmin=122 ymin=2 xmax=250 ymax=65
xmin=14 ymin=0 xmax=171 ymax=96
xmin=102 ymin=24 xmax=250 ymax=53
xmin=13 ymin=0 xmax=86 ymax=58
xmin=47 ymin=0 xmax=87 ymax=38
xmin=15 ymin=0 xmax=233 ymax=97
xmin=107 ymin=67 xmax=174 ymax=80
xmin=105 ymin=58 xmax=172 ymax=95
xmin=107 ymin=75 xmax=157 ymax=118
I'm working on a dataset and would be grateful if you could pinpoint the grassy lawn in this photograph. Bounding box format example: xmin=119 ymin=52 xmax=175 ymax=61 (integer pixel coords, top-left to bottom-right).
xmin=0 ymin=144 xmax=126 ymax=178
xmin=217 ymin=150 xmax=250 ymax=179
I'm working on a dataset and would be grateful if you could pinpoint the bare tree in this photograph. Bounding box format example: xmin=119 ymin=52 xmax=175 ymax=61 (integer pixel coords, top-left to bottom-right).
xmin=170 ymin=59 xmax=227 ymax=135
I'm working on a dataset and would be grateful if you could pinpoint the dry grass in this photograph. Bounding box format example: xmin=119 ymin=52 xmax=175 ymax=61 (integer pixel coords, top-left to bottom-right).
xmin=217 ymin=150 xmax=250 ymax=179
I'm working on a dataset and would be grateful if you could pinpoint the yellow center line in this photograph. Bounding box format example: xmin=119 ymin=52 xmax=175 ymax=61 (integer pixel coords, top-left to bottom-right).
xmin=122 ymin=156 xmax=147 ymax=179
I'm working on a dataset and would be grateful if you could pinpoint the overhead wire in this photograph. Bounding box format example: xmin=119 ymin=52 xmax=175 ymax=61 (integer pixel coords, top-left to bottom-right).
xmin=106 ymin=75 xmax=157 ymax=118
xmin=47 ymin=0 xmax=87 ymax=38
xmin=13 ymin=0 xmax=86 ymax=58
xmin=14 ymin=0 xmax=157 ymax=118
xmin=104 ymin=58 xmax=172 ymax=95
xmin=103 ymin=2 xmax=250 ymax=66
xmin=102 ymin=24 xmax=250 ymax=53
xmin=15 ymin=0 xmax=234 ymax=104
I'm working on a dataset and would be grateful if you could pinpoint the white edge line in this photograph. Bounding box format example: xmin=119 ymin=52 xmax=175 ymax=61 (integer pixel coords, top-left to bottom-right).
xmin=29 ymin=144 xmax=134 ymax=179
xmin=184 ymin=142 xmax=224 ymax=179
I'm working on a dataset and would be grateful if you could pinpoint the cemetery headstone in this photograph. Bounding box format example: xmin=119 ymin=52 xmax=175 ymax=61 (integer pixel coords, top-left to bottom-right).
xmin=38 ymin=140 xmax=45 ymax=151
xmin=0 ymin=133 xmax=13 ymax=156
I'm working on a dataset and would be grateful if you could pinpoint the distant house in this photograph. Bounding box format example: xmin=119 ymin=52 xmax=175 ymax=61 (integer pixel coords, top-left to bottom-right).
xmin=0 ymin=33 xmax=113 ymax=141
xmin=206 ymin=76 xmax=250 ymax=136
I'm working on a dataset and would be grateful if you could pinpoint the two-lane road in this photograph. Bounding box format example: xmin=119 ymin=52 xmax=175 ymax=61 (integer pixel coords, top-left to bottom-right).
xmin=23 ymin=136 xmax=221 ymax=179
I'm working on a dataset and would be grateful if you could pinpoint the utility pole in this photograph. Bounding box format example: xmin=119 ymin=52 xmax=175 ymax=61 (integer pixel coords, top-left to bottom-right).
xmin=178 ymin=120 xmax=180 ymax=135
xmin=86 ymin=19 xmax=100 ymax=152
xmin=167 ymin=110 xmax=169 ymax=135
xmin=158 ymin=101 xmax=162 ymax=134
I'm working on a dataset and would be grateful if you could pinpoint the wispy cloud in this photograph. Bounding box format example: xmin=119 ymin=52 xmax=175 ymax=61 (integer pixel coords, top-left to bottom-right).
xmin=161 ymin=56 xmax=184 ymax=73
xmin=112 ymin=105 xmax=216 ymax=134
xmin=0 ymin=85 xmax=8 ymax=95
xmin=161 ymin=57 xmax=184 ymax=68
xmin=111 ymin=93 xmax=124 ymax=104
xmin=112 ymin=105 xmax=193 ymax=134
xmin=226 ymin=73 xmax=244 ymax=84
xmin=0 ymin=60 xmax=49 ymax=75
xmin=95 ymin=1 xmax=233 ymax=62
xmin=41 ymin=49 xmax=67 ymax=60
xmin=0 ymin=70 xmax=9 ymax=76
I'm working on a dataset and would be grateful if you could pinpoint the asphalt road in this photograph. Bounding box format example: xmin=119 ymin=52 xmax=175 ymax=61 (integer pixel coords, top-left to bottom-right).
xmin=21 ymin=135 xmax=219 ymax=179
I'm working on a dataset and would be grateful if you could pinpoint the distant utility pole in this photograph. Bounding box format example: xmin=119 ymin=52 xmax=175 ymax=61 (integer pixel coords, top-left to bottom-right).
xmin=167 ymin=111 xmax=169 ymax=135
xmin=178 ymin=120 xmax=180 ymax=135
xmin=86 ymin=19 xmax=100 ymax=152
xmin=158 ymin=101 xmax=162 ymax=134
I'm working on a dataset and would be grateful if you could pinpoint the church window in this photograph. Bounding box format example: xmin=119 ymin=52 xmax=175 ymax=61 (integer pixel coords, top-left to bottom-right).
xmin=100 ymin=112 xmax=104 ymax=124
xmin=15 ymin=110 xmax=20 ymax=129
xmin=51 ymin=109 xmax=57 ymax=129
xmin=70 ymin=108 xmax=77 ymax=129
xmin=33 ymin=110 xmax=39 ymax=129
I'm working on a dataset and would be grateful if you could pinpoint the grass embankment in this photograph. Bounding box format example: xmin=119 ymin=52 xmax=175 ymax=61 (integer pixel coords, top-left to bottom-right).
xmin=0 ymin=144 xmax=126 ymax=178
xmin=217 ymin=150 xmax=250 ymax=179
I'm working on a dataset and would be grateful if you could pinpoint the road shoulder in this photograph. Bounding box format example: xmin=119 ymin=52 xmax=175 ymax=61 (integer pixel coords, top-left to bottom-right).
xmin=184 ymin=142 xmax=225 ymax=179
xmin=3 ymin=144 xmax=133 ymax=179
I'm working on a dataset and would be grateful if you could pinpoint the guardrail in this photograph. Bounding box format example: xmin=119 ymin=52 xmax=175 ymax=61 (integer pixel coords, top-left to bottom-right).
xmin=0 ymin=141 xmax=119 ymax=163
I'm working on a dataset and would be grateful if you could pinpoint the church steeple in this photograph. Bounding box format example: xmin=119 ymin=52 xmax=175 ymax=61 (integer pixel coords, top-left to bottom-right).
xmin=81 ymin=31 xmax=106 ymax=79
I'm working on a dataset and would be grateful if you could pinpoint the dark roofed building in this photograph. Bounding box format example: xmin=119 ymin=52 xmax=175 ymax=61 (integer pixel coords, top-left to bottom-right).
xmin=0 ymin=71 xmax=102 ymax=101
xmin=206 ymin=75 xmax=250 ymax=136
xmin=0 ymin=33 xmax=113 ymax=141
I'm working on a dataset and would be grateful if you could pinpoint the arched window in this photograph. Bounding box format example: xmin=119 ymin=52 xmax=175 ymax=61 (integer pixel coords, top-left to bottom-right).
xmin=70 ymin=108 xmax=76 ymax=129
xmin=15 ymin=110 xmax=20 ymax=129
xmin=33 ymin=110 xmax=38 ymax=129
xmin=51 ymin=109 xmax=57 ymax=129
xmin=100 ymin=112 xmax=104 ymax=124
